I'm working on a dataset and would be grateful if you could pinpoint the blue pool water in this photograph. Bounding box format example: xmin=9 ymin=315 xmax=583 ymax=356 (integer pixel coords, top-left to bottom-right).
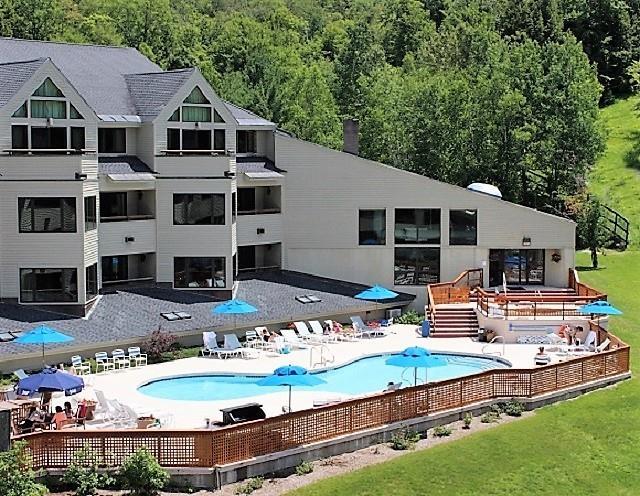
xmin=138 ymin=353 xmax=508 ymax=401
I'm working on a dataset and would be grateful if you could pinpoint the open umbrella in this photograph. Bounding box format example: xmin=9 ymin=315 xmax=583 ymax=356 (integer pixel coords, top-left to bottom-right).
xmin=355 ymin=285 xmax=399 ymax=317
xmin=577 ymin=300 xmax=623 ymax=316
xmin=386 ymin=346 xmax=447 ymax=386
xmin=15 ymin=325 xmax=74 ymax=366
xmin=16 ymin=367 xmax=84 ymax=397
xmin=212 ymin=299 xmax=258 ymax=332
xmin=257 ymin=365 xmax=326 ymax=412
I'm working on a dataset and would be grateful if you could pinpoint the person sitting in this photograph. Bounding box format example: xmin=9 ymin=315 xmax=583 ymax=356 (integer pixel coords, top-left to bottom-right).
xmin=384 ymin=381 xmax=401 ymax=392
xmin=51 ymin=406 xmax=72 ymax=430
xmin=18 ymin=406 xmax=44 ymax=432
xmin=63 ymin=401 xmax=74 ymax=419
xmin=535 ymin=346 xmax=551 ymax=365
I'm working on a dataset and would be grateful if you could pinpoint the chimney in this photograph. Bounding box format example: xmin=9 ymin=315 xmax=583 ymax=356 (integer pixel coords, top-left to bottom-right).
xmin=343 ymin=118 xmax=359 ymax=156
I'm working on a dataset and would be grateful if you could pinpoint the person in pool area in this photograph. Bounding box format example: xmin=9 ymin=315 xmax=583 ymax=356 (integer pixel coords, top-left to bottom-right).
xmin=63 ymin=401 xmax=73 ymax=419
xmin=52 ymin=406 xmax=69 ymax=430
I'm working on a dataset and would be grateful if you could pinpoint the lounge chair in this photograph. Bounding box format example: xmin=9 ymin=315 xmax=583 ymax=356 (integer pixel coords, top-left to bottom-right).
xmin=201 ymin=331 xmax=236 ymax=359
xmin=127 ymin=347 xmax=148 ymax=367
xmin=293 ymin=322 xmax=317 ymax=342
xmin=224 ymin=334 xmax=255 ymax=358
xmin=0 ymin=332 xmax=14 ymax=342
xmin=280 ymin=328 xmax=310 ymax=349
xmin=95 ymin=352 xmax=115 ymax=373
xmin=309 ymin=320 xmax=337 ymax=342
xmin=596 ymin=338 xmax=611 ymax=353
xmin=13 ymin=369 xmax=28 ymax=380
xmin=111 ymin=349 xmax=130 ymax=370
xmin=245 ymin=329 xmax=261 ymax=348
xmin=70 ymin=355 xmax=91 ymax=376
xmin=350 ymin=316 xmax=386 ymax=338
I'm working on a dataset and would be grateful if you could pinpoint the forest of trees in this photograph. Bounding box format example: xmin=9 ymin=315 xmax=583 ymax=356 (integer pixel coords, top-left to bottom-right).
xmin=0 ymin=0 xmax=637 ymax=207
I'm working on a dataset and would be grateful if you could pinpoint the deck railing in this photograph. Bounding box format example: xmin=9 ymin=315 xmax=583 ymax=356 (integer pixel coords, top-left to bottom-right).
xmin=17 ymin=327 xmax=629 ymax=470
xmin=427 ymin=268 xmax=484 ymax=321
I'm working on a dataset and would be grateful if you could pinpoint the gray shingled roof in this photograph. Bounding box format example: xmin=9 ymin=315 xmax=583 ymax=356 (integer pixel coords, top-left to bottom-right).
xmin=0 ymin=271 xmax=414 ymax=360
xmin=236 ymin=157 xmax=285 ymax=174
xmin=125 ymin=68 xmax=195 ymax=121
xmin=225 ymin=101 xmax=275 ymax=127
xmin=0 ymin=58 xmax=47 ymax=107
xmin=98 ymin=156 xmax=154 ymax=175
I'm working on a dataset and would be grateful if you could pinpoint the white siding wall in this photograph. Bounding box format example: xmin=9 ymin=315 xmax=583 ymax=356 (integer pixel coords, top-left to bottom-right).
xmin=236 ymin=214 xmax=283 ymax=246
xmin=276 ymin=135 xmax=576 ymax=308
xmin=99 ymin=219 xmax=156 ymax=256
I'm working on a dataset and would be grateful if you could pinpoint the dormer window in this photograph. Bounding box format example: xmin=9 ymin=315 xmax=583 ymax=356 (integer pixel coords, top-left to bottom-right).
xmin=33 ymin=78 xmax=63 ymax=97
xmin=167 ymin=86 xmax=225 ymax=124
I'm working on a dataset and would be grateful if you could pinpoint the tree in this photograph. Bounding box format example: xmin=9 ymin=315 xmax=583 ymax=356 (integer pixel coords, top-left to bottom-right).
xmin=569 ymin=194 xmax=608 ymax=267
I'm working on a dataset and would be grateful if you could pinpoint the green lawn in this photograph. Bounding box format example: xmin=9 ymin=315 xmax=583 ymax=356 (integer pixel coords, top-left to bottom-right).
xmin=590 ymin=96 xmax=640 ymax=246
xmin=289 ymin=252 xmax=640 ymax=496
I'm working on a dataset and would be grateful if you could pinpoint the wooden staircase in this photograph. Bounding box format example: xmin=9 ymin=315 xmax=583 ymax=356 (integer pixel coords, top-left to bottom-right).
xmin=431 ymin=307 xmax=479 ymax=338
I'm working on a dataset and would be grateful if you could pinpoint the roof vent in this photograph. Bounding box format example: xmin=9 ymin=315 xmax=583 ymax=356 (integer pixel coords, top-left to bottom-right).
xmin=467 ymin=183 xmax=502 ymax=199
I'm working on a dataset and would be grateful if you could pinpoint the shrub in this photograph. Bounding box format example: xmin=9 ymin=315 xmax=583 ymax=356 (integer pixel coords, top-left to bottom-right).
xmin=462 ymin=413 xmax=472 ymax=429
xmin=63 ymin=445 xmax=114 ymax=496
xmin=502 ymin=400 xmax=524 ymax=417
xmin=0 ymin=441 xmax=48 ymax=496
xmin=235 ymin=476 xmax=264 ymax=494
xmin=119 ymin=447 xmax=169 ymax=495
xmin=432 ymin=425 xmax=453 ymax=437
xmin=295 ymin=460 xmax=314 ymax=476
xmin=143 ymin=329 xmax=177 ymax=363
xmin=480 ymin=411 xmax=500 ymax=423
xmin=389 ymin=429 xmax=421 ymax=450
xmin=396 ymin=310 xmax=423 ymax=325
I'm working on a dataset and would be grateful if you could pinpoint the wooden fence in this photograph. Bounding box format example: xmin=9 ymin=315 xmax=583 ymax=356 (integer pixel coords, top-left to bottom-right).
xmin=18 ymin=330 xmax=629 ymax=471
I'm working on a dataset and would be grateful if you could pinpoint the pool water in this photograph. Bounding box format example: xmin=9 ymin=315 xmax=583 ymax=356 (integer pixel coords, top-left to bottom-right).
xmin=138 ymin=353 xmax=508 ymax=401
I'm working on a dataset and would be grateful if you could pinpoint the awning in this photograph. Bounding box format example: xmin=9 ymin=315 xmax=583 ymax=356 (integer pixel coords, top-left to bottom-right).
xmin=107 ymin=173 xmax=155 ymax=182
xmin=244 ymin=171 xmax=284 ymax=180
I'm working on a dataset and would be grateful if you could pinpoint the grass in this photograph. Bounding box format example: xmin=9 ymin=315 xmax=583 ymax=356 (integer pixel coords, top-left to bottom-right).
xmin=288 ymin=251 xmax=640 ymax=496
xmin=589 ymin=96 xmax=640 ymax=246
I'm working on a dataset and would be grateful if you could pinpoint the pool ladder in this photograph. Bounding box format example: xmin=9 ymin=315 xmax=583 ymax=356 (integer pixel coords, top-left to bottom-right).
xmin=310 ymin=344 xmax=335 ymax=368
xmin=482 ymin=335 xmax=505 ymax=356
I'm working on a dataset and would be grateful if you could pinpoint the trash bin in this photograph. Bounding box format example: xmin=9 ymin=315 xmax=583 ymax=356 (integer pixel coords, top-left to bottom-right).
xmin=478 ymin=327 xmax=486 ymax=342
xmin=421 ymin=320 xmax=431 ymax=338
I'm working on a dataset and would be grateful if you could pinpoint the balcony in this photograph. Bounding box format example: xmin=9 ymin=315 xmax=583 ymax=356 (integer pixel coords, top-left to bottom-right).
xmin=0 ymin=153 xmax=97 ymax=181
xmin=154 ymin=154 xmax=232 ymax=177
xmin=100 ymin=191 xmax=155 ymax=223
xmin=101 ymin=253 xmax=155 ymax=286
xmin=236 ymin=214 xmax=283 ymax=246
xmin=99 ymin=219 xmax=156 ymax=256
xmin=238 ymin=243 xmax=282 ymax=272
xmin=237 ymin=186 xmax=281 ymax=216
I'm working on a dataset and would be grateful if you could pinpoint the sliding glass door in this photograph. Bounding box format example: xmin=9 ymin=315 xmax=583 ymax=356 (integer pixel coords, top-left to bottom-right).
xmin=489 ymin=249 xmax=545 ymax=286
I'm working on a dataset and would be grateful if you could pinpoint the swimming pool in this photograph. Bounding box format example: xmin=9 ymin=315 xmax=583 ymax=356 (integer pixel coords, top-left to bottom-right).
xmin=138 ymin=353 xmax=509 ymax=401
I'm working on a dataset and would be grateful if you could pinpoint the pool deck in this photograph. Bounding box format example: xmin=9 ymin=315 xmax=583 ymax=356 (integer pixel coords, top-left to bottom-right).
xmin=72 ymin=324 xmax=570 ymax=428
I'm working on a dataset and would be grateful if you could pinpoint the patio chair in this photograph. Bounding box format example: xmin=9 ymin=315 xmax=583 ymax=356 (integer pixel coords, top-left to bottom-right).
xmin=293 ymin=322 xmax=317 ymax=342
xmin=0 ymin=332 xmax=14 ymax=342
xmin=595 ymin=338 xmax=611 ymax=353
xmin=127 ymin=347 xmax=148 ymax=367
xmin=280 ymin=328 xmax=310 ymax=349
xmin=13 ymin=369 xmax=28 ymax=380
xmin=70 ymin=355 xmax=91 ymax=376
xmin=350 ymin=316 xmax=386 ymax=338
xmin=202 ymin=332 xmax=239 ymax=359
xmin=95 ymin=352 xmax=115 ymax=374
xmin=224 ymin=334 xmax=251 ymax=358
xmin=309 ymin=320 xmax=337 ymax=343
xmin=571 ymin=331 xmax=598 ymax=352
xmin=245 ymin=329 xmax=261 ymax=348
xmin=111 ymin=349 xmax=130 ymax=370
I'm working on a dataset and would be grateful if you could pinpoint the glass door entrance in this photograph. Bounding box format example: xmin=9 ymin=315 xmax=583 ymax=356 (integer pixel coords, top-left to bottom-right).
xmin=489 ymin=249 xmax=545 ymax=286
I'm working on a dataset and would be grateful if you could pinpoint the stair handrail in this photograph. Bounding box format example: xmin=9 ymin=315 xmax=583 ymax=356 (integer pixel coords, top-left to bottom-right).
xmin=426 ymin=268 xmax=484 ymax=308
xmin=310 ymin=344 xmax=334 ymax=368
xmin=482 ymin=335 xmax=505 ymax=356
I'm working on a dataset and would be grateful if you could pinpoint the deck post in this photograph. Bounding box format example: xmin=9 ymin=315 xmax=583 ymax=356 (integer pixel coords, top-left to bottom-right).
xmin=0 ymin=402 xmax=11 ymax=452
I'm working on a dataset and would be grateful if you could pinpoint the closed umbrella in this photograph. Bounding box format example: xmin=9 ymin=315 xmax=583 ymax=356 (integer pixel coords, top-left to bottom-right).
xmin=355 ymin=285 xmax=399 ymax=316
xmin=212 ymin=299 xmax=258 ymax=332
xmin=386 ymin=346 xmax=447 ymax=386
xmin=15 ymin=325 xmax=74 ymax=366
xmin=257 ymin=365 xmax=326 ymax=412
xmin=16 ymin=367 xmax=84 ymax=397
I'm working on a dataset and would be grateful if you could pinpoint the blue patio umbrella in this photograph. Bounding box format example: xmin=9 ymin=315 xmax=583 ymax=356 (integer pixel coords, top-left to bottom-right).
xmin=212 ymin=299 xmax=258 ymax=332
xmin=577 ymin=300 xmax=623 ymax=316
xmin=355 ymin=285 xmax=399 ymax=316
xmin=15 ymin=367 xmax=84 ymax=397
xmin=15 ymin=325 xmax=74 ymax=366
xmin=257 ymin=365 xmax=326 ymax=412
xmin=386 ymin=346 xmax=447 ymax=386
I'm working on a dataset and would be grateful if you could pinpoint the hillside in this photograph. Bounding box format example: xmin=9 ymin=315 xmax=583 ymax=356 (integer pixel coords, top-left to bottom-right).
xmin=590 ymin=96 xmax=640 ymax=246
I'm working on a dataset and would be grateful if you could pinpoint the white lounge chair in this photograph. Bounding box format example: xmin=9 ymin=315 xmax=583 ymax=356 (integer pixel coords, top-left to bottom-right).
xmin=13 ymin=369 xmax=28 ymax=380
xmin=71 ymin=355 xmax=91 ymax=376
xmin=309 ymin=320 xmax=337 ymax=342
xmin=596 ymin=338 xmax=611 ymax=353
xmin=350 ymin=316 xmax=386 ymax=338
xmin=202 ymin=331 xmax=237 ymax=359
xmin=127 ymin=347 xmax=147 ymax=367
xmin=224 ymin=334 xmax=256 ymax=358
xmin=281 ymin=328 xmax=310 ymax=349
xmin=293 ymin=322 xmax=317 ymax=342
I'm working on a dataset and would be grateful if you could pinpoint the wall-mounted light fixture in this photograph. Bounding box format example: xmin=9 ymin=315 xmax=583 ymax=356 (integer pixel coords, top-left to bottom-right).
xmin=551 ymin=252 xmax=562 ymax=263
xmin=522 ymin=237 xmax=532 ymax=247
xmin=257 ymin=228 xmax=265 ymax=235
xmin=125 ymin=236 xmax=135 ymax=243
xmin=224 ymin=170 xmax=236 ymax=178
xmin=75 ymin=172 xmax=87 ymax=181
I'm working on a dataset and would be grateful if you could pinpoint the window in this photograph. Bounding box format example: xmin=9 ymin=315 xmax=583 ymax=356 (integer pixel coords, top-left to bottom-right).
xmin=19 ymin=197 xmax=76 ymax=233
xmin=394 ymin=248 xmax=440 ymax=285
xmin=237 ymin=130 xmax=257 ymax=153
xmin=98 ymin=128 xmax=126 ymax=153
xmin=395 ymin=209 xmax=440 ymax=244
xmin=33 ymin=78 xmax=63 ymax=97
xmin=214 ymin=110 xmax=225 ymax=123
xmin=167 ymin=129 xmax=180 ymax=150
xmin=70 ymin=105 xmax=83 ymax=119
xmin=169 ymin=108 xmax=180 ymax=121
xmin=12 ymin=125 xmax=27 ymax=149
xmin=30 ymin=100 xmax=66 ymax=119
xmin=449 ymin=209 xmax=477 ymax=245
xmin=31 ymin=127 xmax=67 ymax=149
xmin=12 ymin=103 xmax=27 ymax=118
xmin=84 ymin=197 xmax=97 ymax=231
xmin=86 ymin=263 xmax=98 ymax=300
xmin=174 ymin=257 xmax=225 ymax=288
xmin=173 ymin=194 xmax=225 ymax=225
xmin=70 ymin=127 xmax=85 ymax=150
xmin=184 ymin=87 xmax=210 ymax=104
xmin=214 ymin=130 xmax=225 ymax=151
xmin=182 ymin=130 xmax=211 ymax=150
xmin=100 ymin=192 xmax=127 ymax=220
xmin=182 ymin=106 xmax=211 ymax=122
xmin=20 ymin=268 xmax=78 ymax=303
xmin=232 ymin=191 xmax=237 ymax=223
xmin=102 ymin=255 xmax=128 ymax=282
xmin=238 ymin=188 xmax=255 ymax=213
xmin=359 ymin=209 xmax=386 ymax=245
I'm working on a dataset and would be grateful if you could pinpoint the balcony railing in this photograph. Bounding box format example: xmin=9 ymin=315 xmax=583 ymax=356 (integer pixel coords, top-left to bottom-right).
xmin=159 ymin=149 xmax=227 ymax=156
xmin=100 ymin=214 xmax=155 ymax=223
xmin=237 ymin=208 xmax=281 ymax=216
xmin=4 ymin=148 xmax=96 ymax=155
